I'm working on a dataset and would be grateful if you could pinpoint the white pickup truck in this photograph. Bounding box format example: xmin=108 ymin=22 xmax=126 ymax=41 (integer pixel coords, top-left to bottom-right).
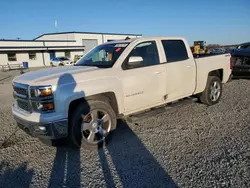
xmin=12 ymin=37 xmax=232 ymax=149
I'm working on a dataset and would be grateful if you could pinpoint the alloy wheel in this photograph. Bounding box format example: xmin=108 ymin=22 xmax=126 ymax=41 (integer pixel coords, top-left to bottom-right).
xmin=209 ymin=81 xmax=221 ymax=101
xmin=81 ymin=109 xmax=111 ymax=144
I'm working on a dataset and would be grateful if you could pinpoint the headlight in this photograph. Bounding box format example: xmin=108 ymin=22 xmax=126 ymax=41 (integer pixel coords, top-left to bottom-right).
xmin=32 ymin=101 xmax=54 ymax=112
xmin=29 ymin=86 xmax=54 ymax=112
xmin=30 ymin=86 xmax=53 ymax=98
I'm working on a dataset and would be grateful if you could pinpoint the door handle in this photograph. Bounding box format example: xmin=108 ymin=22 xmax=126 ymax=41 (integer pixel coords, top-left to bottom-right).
xmin=154 ymin=71 xmax=163 ymax=74
xmin=187 ymin=65 xmax=192 ymax=68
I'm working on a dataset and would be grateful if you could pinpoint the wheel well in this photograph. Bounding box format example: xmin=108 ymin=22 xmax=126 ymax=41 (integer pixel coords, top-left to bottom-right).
xmin=208 ymin=69 xmax=223 ymax=81
xmin=68 ymin=92 xmax=119 ymax=120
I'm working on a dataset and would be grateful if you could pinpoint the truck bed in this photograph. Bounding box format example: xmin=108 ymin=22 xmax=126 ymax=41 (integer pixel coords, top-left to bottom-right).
xmin=193 ymin=53 xmax=228 ymax=59
xmin=194 ymin=53 xmax=231 ymax=94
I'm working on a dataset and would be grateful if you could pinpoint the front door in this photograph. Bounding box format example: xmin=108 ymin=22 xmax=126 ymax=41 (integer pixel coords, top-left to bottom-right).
xmin=122 ymin=41 xmax=166 ymax=113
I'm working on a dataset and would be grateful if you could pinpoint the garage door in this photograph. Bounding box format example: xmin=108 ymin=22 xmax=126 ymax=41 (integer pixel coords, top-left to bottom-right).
xmin=82 ymin=39 xmax=98 ymax=54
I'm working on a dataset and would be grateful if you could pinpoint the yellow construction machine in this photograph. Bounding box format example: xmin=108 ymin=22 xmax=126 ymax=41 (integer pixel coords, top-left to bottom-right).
xmin=193 ymin=41 xmax=209 ymax=55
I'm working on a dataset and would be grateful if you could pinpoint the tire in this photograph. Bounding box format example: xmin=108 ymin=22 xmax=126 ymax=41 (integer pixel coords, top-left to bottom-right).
xmin=59 ymin=63 xmax=64 ymax=66
xmin=69 ymin=100 xmax=117 ymax=150
xmin=199 ymin=76 xmax=222 ymax=106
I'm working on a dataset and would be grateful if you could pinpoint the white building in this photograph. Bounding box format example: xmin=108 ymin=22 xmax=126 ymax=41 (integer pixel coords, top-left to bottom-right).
xmin=0 ymin=31 xmax=141 ymax=67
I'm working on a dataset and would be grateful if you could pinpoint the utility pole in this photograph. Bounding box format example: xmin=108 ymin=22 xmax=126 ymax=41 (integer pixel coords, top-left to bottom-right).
xmin=55 ymin=20 xmax=58 ymax=33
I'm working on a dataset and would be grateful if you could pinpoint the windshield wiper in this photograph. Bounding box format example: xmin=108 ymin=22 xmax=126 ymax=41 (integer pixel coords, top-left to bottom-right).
xmin=75 ymin=64 xmax=111 ymax=68
xmin=75 ymin=64 xmax=96 ymax=67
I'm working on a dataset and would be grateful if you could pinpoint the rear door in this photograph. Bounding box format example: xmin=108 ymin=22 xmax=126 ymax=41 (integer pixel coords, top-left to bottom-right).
xmin=122 ymin=41 xmax=167 ymax=113
xmin=161 ymin=40 xmax=196 ymax=101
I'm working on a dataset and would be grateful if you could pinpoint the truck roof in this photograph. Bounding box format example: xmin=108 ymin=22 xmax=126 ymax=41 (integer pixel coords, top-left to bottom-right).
xmin=106 ymin=37 xmax=186 ymax=44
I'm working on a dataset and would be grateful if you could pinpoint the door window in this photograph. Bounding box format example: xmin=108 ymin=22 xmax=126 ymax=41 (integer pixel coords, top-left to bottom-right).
xmin=123 ymin=41 xmax=160 ymax=69
xmin=161 ymin=40 xmax=188 ymax=62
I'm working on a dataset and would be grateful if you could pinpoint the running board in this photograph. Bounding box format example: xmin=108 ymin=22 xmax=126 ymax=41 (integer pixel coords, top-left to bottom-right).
xmin=126 ymin=98 xmax=198 ymax=123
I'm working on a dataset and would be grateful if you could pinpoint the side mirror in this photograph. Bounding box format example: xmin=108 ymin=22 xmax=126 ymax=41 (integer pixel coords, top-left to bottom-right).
xmin=127 ymin=56 xmax=143 ymax=68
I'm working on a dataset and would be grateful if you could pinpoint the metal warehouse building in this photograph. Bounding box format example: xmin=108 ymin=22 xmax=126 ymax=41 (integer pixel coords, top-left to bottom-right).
xmin=0 ymin=31 xmax=141 ymax=67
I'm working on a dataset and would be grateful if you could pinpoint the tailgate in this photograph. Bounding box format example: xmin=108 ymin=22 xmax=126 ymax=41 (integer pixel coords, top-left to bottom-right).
xmin=231 ymin=56 xmax=250 ymax=70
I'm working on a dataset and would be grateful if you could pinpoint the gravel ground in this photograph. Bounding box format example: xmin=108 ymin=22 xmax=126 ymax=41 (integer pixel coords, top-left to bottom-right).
xmin=0 ymin=70 xmax=249 ymax=188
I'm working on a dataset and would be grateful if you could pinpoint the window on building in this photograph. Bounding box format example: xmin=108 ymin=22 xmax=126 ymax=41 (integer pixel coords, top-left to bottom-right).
xmin=161 ymin=40 xmax=188 ymax=62
xmin=65 ymin=51 xmax=71 ymax=58
xmin=7 ymin=53 xmax=17 ymax=61
xmin=29 ymin=53 xmax=37 ymax=60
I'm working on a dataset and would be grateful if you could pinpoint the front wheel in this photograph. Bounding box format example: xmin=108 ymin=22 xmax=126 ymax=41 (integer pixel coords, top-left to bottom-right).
xmin=69 ymin=100 xmax=117 ymax=150
xmin=199 ymin=76 xmax=222 ymax=106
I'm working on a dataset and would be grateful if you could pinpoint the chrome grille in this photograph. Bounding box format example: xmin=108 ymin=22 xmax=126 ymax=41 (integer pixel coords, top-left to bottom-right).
xmin=13 ymin=82 xmax=54 ymax=113
xmin=13 ymin=82 xmax=29 ymax=98
xmin=14 ymin=87 xmax=28 ymax=96
xmin=13 ymin=82 xmax=30 ymax=112
xmin=17 ymin=99 xmax=31 ymax=112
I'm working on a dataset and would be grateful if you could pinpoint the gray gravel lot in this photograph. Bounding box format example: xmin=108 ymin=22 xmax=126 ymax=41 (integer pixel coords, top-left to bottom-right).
xmin=0 ymin=69 xmax=249 ymax=188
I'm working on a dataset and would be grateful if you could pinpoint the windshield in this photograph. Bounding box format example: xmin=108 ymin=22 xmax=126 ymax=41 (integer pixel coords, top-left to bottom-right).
xmin=239 ymin=44 xmax=250 ymax=49
xmin=75 ymin=43 xmax=129 ymax=68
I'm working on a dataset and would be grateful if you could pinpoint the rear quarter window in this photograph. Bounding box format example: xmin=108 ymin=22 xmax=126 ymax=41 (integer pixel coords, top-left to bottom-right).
xmin=161 ymin=40 xmax=188 ymax=62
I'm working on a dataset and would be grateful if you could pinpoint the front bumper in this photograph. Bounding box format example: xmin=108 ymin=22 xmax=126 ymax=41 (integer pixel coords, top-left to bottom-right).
xmin=14 ymin=115 xmax=68 ymax=140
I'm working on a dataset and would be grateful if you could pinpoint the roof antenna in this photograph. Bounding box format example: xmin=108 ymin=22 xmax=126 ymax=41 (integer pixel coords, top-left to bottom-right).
xmin=125 ymin=36 xmax=130 ymax=40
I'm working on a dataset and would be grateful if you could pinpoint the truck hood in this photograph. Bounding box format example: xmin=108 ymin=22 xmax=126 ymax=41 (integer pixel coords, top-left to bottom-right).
xmin=13 ymin=66 xmax=99 ymax=86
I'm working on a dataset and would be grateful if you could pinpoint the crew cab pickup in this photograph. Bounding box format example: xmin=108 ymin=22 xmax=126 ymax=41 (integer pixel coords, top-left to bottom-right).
xmin=231 ymin=43 xmax=250 ymax=78
xmin=12 ymin=37 xmax=232 ymax=149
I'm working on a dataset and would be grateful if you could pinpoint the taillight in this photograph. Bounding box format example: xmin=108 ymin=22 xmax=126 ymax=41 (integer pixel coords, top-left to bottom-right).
xmin=230 ymin=57 xmax=232 ymax=69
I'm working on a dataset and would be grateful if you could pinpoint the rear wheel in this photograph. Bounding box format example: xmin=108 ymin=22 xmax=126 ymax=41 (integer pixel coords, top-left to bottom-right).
xmin=69 ymin=100 xmax=117 ymax=150
xmin=199 ymin=76 xmax=222 ymax=106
